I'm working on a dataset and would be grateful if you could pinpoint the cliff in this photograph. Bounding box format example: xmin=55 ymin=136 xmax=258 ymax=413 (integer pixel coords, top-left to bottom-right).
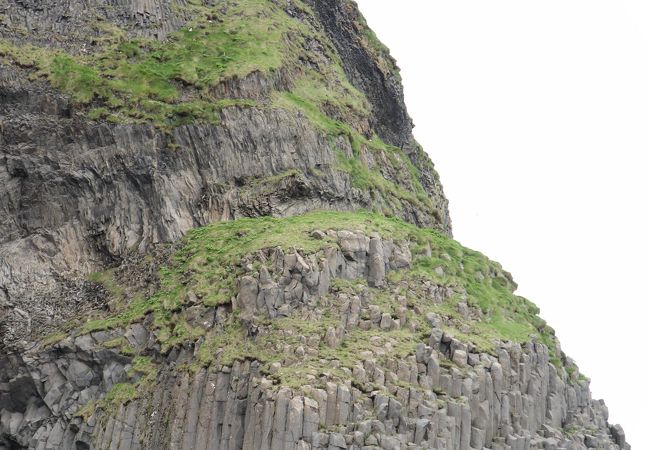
xmin=0 ymin=1 xmax=628 ymax=449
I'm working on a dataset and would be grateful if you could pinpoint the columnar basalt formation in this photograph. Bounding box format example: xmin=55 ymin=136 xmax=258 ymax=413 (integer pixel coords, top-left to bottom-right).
xmin=0 ymin=221 xmax=629 ymax=449
xmin=0 ymin=1 xmax=628 ymax=449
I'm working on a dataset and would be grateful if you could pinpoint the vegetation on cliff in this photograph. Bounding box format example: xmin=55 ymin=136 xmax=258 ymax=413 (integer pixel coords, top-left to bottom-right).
xmin=40 ymin=209 xmax=577 ymax=429
xmin=0 ymin=0 xmax=444 ymax=226
xmin=79 ymin=211 xmax=560 ymax=368
xmin=0 ymin=0 xmax=367 ymax=127
xmin=0 ymin=1 xmax=627 ymax=448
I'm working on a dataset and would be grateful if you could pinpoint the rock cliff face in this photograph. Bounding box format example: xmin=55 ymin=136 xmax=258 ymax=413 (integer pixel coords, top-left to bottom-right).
xmin=0 ymin=0 xmax=449 ymax=342
xmin=0 ymin=1 xmax=628 ymax=449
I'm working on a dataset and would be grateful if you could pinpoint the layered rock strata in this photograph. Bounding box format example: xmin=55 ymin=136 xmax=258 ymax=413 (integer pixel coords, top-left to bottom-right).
xmin=0 ymin=0 xmax=630 ymax=449
xmin=0 ymin=0 xmax=450 ymax=343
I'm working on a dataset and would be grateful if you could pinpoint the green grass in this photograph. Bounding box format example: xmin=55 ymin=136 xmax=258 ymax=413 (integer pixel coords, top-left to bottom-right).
xmin=101 ymin=336 xmax=136 ymax=356
xmin=40 ymin=331 xmax=68 ymax=348
xmin=75 ymin=355 xmax=159 ymax=419
xmin=74 ymin=211 xmax=560 ymax=377
xmin=286 ymin=69 xmax=370 ymax=126
xmin=0 ymin=0 xmax=370 ymax=129
xmin=39 ymin=319 xmax=79 ymax=348
xmin=80 ymin=295 xmax=158 ymax=334
xmin=88 ymin=269 xmax=124 ymax=301
xmin=40 ymin=8 xmax=278 ymax=125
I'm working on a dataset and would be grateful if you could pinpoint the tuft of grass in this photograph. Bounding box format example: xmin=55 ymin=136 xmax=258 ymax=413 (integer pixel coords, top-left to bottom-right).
xmin=0 ymin=0 xmax=367 ymax=129
xmin=76 ymin=356 xmax=159 ymax=421
xmin=50 ymin=56 xmax=103 ymax=103
xmin=40 ymin=331 xmax=68 ymax=348
xmin=88 ymin=269 xmax=124 ymax=301
xmin=80 ymin=295 xmax=157 ymax=334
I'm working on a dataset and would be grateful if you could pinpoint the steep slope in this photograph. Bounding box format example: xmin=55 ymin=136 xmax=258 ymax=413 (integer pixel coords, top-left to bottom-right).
xmin=0 ymin=0 xmax=450 ymax=345
xmin=0 ymin=1 xmax=628 ymax=450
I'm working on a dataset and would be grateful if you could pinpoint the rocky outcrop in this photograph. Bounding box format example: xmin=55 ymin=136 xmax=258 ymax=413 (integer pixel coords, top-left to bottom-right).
xmin=0 ymin=67 xmax=449 ymax=344
xmin=0 ymin=0 xmax=628 ymax=448
xmin=0 ymin=0 xmax=191 ymax=50
xmin=0 ymin=0 xmax=450 ymax=344
xmin=234 ymin=230 xmax=413 ymax=320
xmin=0 ymin=228 xmax=629 ymax=449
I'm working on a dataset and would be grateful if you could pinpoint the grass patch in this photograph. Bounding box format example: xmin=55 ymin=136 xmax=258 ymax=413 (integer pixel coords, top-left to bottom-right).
xmin=1 ymin=0 xmax=291 ymax=123
xmin=88 ymin=269 xmax=124 ymax=301
xmin=0 ymin=0 xmax=369 ymax=129
xmin=74 ymin=211 xmax=559 ymax=371
xmin=80 ymin=295 xmax=158 ymax=334
xmin=75 ymin=356 xmax=159 ymax=420
xmin=40 ymin=331 xmax=68 ymax=348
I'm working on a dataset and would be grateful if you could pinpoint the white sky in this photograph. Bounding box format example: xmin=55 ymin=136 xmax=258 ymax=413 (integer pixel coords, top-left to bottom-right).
xmin=356 ymin=1 xmax=650 ymax=447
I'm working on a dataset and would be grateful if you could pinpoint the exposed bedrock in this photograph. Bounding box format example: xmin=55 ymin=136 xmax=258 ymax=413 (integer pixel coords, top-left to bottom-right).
xmin=0 ymin=69 xmax=449 ymax=344
xmin=0 ymin=231 xmax=628 ymax=450
xmin=0 ymin=0 xmax=192 ymax=49
xmin=0 ymin=0 xmax=629 ymax=448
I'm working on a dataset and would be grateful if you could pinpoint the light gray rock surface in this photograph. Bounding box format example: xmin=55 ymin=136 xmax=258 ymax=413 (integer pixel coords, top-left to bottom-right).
xmin=0 ymin=0 xmax=629 ymax=448
xmin=0 ymin=232 xmax=629 ymax=449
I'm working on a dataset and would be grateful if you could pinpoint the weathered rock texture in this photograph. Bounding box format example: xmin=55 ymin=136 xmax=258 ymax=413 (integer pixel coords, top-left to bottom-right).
xmin=0 ymin=0 xmax=450 ymax=342
xmin=0 ymin=230 xmax=629 ymax=449
xmin=0 ymin=0 xmax=629 ymax=449
xmin=0 ymin=0 xmax=192 ymax=49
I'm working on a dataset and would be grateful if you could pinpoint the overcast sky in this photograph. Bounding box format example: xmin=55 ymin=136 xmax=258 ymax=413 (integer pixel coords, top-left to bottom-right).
xmin=355 ymin=1 xmax=650 ymax=447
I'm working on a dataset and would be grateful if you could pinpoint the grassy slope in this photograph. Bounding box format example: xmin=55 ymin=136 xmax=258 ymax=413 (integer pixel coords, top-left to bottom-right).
xmin=79 ymin=211 xmax=560 ymax=362
xmin=0 ymin=0 xmax=441 ymax=220
xmin=0 ymin=0 xmax=367 ymax=127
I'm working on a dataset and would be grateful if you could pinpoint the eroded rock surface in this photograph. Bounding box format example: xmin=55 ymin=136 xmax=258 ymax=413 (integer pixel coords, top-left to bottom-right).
xmin=0 ymin=0 xmax=629 ymax=449
xmin=0 ymin=0 xmax=450 ymax=342
xmin=0 ymin=230 xmax=629 ymax=449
